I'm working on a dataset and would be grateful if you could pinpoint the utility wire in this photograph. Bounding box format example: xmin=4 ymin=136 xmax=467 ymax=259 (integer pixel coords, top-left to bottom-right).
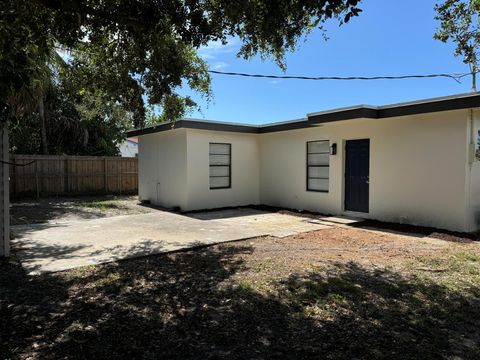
xmin=208 ymin=70 xmax=473 ymax=83
xmin=55 ymin=45 xmax=473 ymax=83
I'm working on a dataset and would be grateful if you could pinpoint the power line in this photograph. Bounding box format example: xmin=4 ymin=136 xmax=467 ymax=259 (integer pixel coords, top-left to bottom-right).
xmin=208 ymin=70 xmax=472 ymax=83
xmin=54 ymin=45 xmax=474 ymax=84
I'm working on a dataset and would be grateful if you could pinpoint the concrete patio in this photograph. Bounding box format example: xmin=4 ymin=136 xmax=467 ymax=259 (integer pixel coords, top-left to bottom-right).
xmin=12 ymin=208 xmax=336 ymax=274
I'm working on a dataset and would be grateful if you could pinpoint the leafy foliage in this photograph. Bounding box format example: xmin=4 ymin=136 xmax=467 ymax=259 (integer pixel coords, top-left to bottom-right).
xmin=2 ymin=0 xmax=362 ymax=126
xmin=9 ymin=58 xmax=131 ymax=156
xmin=434 ymin=0 xmax=480 ymax=90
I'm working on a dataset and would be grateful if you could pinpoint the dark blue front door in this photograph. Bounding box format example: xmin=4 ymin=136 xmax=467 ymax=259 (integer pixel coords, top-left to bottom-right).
xmin=345 ymin=139 xmax=370 ymax=213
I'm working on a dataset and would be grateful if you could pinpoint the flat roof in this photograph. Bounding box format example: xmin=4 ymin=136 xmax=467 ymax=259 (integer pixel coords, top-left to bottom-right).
xmin=128 ymin=92 xmax=480 ymax=137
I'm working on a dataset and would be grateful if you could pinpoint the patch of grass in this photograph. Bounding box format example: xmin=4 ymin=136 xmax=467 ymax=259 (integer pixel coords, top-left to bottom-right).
xmin=409 ymin=249 xmax=480 ymax=292
xmin=250 ymin=258 xmax=275 ymax=273
xmin=69 ymin=265 xmax=98 ymax=277
xmin=237 ymin=279 xmax=256 ymax=292
xmin=93 ymin=271 xmax=122 ymax=287
xmin=455 ymin=251 xmax=480 ymax=262
xmin=78 ymin=199 xmax=126 ymax=211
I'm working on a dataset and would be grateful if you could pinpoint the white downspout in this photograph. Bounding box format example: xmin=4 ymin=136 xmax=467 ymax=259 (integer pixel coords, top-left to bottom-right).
xmin=470 ymin=109 xmax=475 ymax=153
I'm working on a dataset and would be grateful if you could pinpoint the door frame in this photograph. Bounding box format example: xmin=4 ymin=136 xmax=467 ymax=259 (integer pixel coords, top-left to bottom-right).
xmin=342 ymin=138 xmax=370 ymax=214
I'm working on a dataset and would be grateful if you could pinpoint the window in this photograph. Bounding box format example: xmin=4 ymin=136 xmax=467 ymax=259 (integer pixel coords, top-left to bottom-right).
xmin=209 ymin=143 xmax=231 ymax=189
xmin=307 ymin=140 xmax=329 ymax=192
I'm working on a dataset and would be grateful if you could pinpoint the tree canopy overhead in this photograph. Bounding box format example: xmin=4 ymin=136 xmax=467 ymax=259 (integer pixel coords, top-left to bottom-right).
xmin=2 ymin=0 xmax=362 ymax=128
xmin=434 ymin=0 xmax=480 ymax=91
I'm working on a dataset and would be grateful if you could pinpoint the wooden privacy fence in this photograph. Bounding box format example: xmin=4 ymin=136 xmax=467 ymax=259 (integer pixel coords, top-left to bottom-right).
xmin=9 ymin=155 xmax=138 ymax=198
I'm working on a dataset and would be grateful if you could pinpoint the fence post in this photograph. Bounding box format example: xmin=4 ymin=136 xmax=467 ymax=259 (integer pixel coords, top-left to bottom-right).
xmin=119 ymin=159 xmax=122 ymax=195
xmin=35 ymin=160 xmax=39 ymax=199
xmin=64 ymin=157 xmax=69 ymax=194
xmin=11 ymin=156 xmax=16 ymax=197
xmin=104 ymin=157 xmax=108 ymax=193
xmin=117 ymin=159 xmax=121 ymax=195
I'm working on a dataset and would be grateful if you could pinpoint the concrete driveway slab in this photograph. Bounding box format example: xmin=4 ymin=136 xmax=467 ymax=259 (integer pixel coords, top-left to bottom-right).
xmin=12 ymin=208 xmax=330 ymax=274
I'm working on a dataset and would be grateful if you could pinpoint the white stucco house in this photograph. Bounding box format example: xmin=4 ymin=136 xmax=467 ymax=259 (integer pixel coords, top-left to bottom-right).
xmin=119 ymin=137 xmax=138 ymax=157
xmin=128 ymin=92 xmax=480 ymax=233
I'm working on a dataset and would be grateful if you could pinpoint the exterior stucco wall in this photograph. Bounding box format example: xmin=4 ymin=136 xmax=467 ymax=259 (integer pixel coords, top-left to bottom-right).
xmin=138 ymin=128 xmax=188 ymax=209
xmin=184 ymin=129 xmax=260 ymax=211
xmin=137 ymin=109 xmax=473 ymax=232
xmin=119 ymin=140 xmax=138 ymax=157
xmin=260 ymin=110 xmax=469 ymax=231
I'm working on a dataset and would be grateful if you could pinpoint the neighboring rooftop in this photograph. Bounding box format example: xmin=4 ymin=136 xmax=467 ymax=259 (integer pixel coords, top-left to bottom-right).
xmin=128 ymin=92 xmax=480 ymax=137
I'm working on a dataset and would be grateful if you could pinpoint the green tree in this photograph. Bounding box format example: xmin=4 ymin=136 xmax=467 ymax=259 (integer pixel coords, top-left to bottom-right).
xmin=435 ymin=0 xmax=480 ymax=91
xmin=2 ymin=0 xmax=362 ymax=127
xmin=9 ymin=56 xmax=132 ymax=156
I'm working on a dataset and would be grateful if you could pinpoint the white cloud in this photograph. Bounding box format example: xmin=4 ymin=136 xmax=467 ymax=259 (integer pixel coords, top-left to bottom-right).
xmin=211 ymin=61 xmax=229 ymax=71
xmin=198 ymin=37 xmax=240 ymax=60
xmin=270 ymin=79 xmax=282 ymax=85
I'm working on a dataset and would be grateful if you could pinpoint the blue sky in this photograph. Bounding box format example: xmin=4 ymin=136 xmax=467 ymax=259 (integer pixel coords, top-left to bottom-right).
xmin=179 ymin=0 xmax=472 ymax=124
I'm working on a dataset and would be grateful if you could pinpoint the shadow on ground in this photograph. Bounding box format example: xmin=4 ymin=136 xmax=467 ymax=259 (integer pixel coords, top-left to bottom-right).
xmin=185 ymin=207 xmax=270 ymax=221
xmin=1 ymin=245 xmax=479 ymax=359
xmin=12 ymin=237 xmax=183 ymax=275
xmin=10 ymin=196 xmax=142 ymax=225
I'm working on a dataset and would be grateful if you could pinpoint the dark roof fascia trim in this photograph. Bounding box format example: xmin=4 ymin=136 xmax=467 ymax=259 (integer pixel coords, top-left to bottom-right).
xmin=255 ymin=108 xmax=379 ymax=133
xmin=258 ymin=120 xmax=315 ymax=133
xmin=185 ymin=120 xmax=258 ymax=133
xmin=127 ymin=121 xmax=181 ymax=137
xmin=377 ymin=94 xmax=480 ymax=118
xmin=128 ymin=109 xmax=378 ymax=136
xmin=306 ymin=107 xmax=378 ymax=125
xmin=127 ymin=93 xmax=480 ymax=137
xmin=307 ymin=94 xmax=480 ymax=123
xmin=127 ymin=119 xmax=258 ymax=137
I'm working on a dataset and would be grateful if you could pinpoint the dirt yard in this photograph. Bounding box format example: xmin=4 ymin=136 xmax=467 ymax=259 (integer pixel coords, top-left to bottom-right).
xmin=10 ymin=195 xmax=152 ymax=225
xmin=1 ymin=219 xmax=480 ymax=359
